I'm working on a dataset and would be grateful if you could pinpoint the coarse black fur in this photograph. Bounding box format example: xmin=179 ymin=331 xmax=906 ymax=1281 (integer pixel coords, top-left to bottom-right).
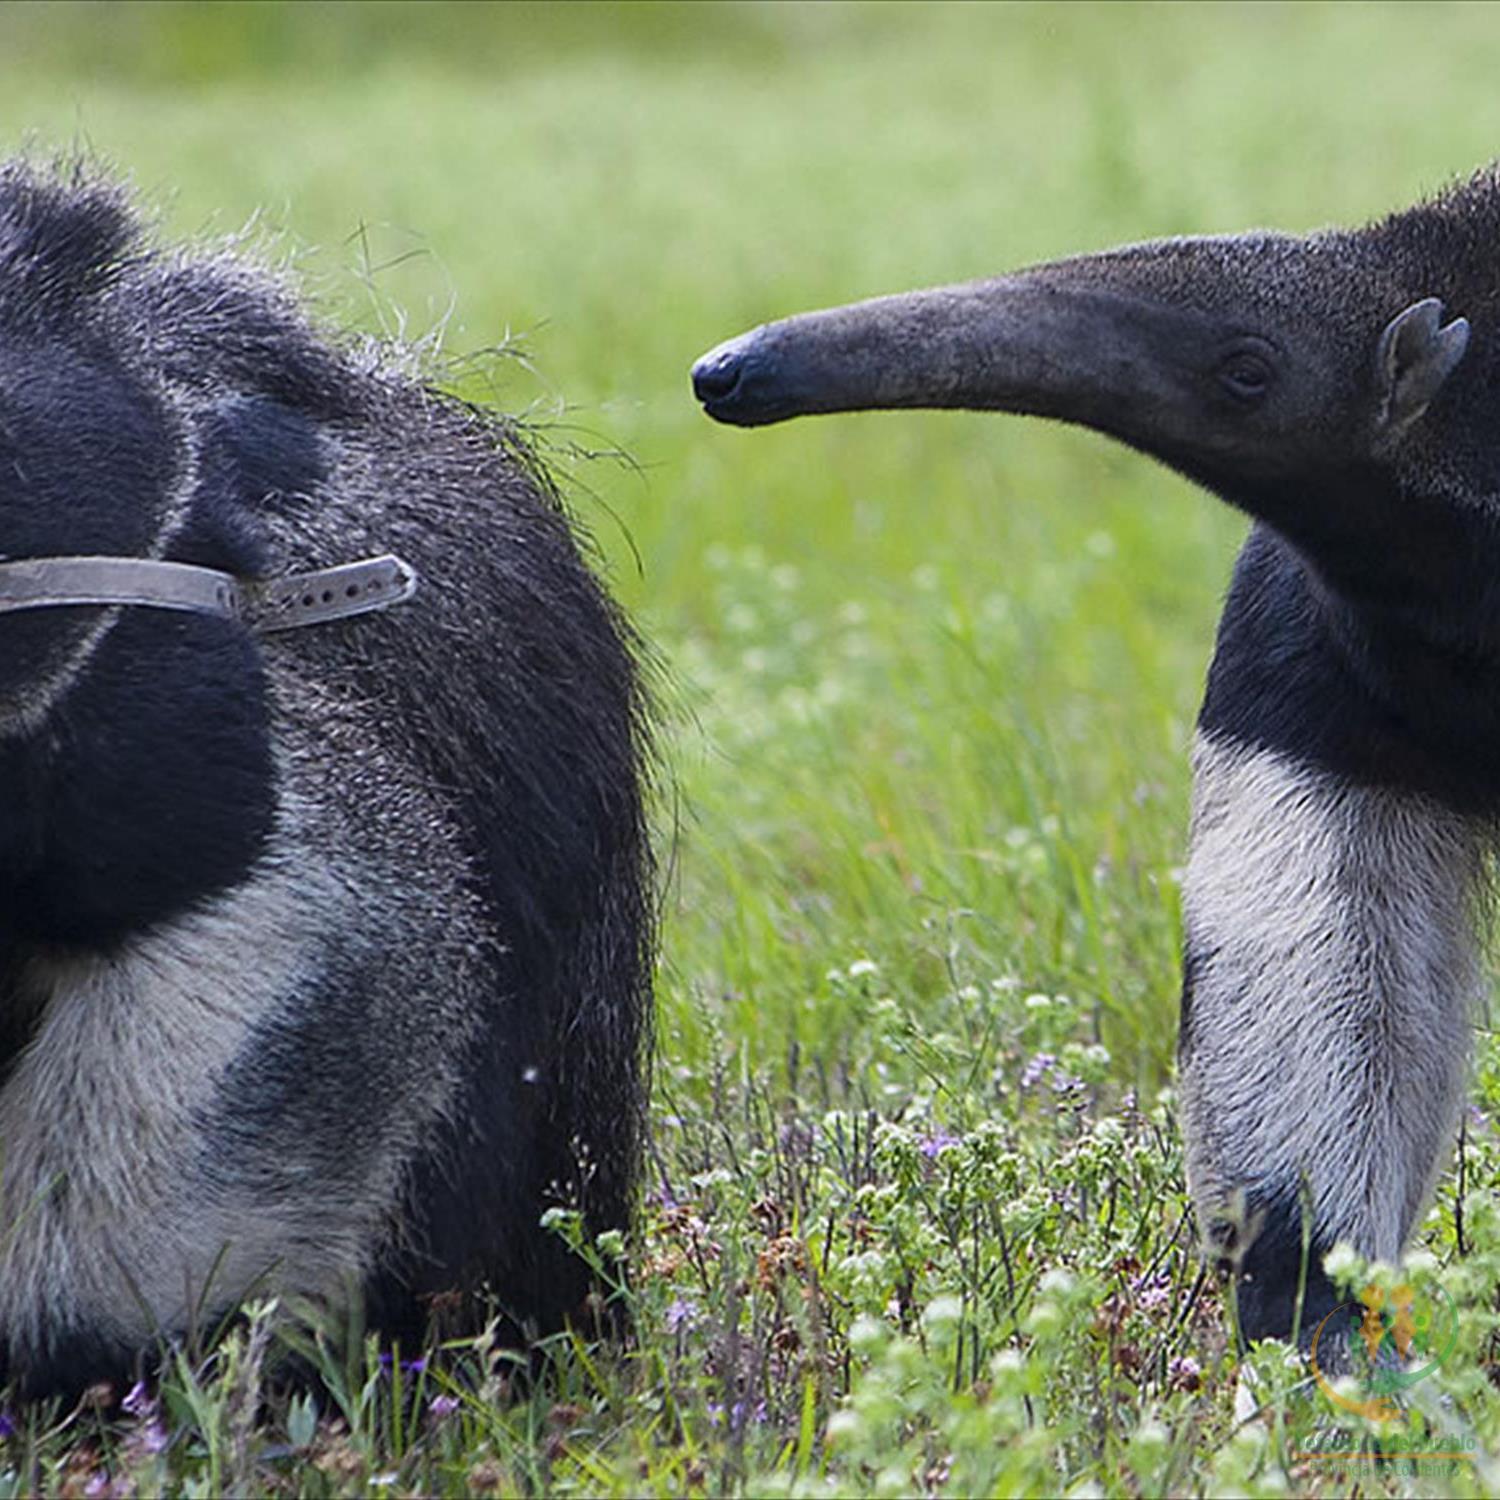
xmin=694 ymin=165 xmax=1500 ymax=1352
xmin=0 ymin=157 xmax=653 ymax=1396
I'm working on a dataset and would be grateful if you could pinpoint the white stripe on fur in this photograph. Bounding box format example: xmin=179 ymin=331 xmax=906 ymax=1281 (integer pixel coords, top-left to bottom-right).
xmin=1180 ymin=731 xmax=1484 ymax=1260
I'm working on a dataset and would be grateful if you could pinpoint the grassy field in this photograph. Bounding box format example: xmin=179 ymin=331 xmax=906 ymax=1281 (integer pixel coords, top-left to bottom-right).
xmin=4 ymin=1 xmax=1500 ymax=1494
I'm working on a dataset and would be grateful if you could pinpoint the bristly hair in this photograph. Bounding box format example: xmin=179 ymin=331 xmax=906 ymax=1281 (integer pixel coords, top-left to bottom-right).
xmin=1370 ymin=162 xmax=1500 ymax=316
xmin=0 ymin=153 xmax=358 ymax=420
xmin=1390 ymin=160 xmax=1500 ymax=233
xmin=0 ymin=157 xmax=140 ymax=332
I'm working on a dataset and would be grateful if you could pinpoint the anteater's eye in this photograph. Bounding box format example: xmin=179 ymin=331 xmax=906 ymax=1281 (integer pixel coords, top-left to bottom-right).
xmin=1218 ymin=351 xmax=1273 ymax=402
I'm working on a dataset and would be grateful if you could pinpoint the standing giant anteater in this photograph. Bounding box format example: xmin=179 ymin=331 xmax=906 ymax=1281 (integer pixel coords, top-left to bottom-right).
xmin=693 ymin=168 xmax=1500 ymax=1348
xmin=0 ymin=159 xmax=652 ymax=1395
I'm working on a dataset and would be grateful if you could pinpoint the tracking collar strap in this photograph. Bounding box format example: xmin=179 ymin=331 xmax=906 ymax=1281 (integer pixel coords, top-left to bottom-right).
xmin=0 ymin=553 xmax=419 ymax=634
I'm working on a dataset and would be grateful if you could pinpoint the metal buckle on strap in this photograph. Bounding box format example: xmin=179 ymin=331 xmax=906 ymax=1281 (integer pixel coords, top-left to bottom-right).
xmin=240 ymin=555 xmax=418 ymax=632
xmin=0 ymin=554 xmax=418 ymax=634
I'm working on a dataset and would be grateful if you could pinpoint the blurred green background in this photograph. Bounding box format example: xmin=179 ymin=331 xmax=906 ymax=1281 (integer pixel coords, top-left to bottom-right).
xmin=5 ymin=0 xmax=1499 ymax=1092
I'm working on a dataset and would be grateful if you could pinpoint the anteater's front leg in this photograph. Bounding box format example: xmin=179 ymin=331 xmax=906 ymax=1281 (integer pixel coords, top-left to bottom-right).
xmin=1178 ymin=730 xmax=1483 ymax=1343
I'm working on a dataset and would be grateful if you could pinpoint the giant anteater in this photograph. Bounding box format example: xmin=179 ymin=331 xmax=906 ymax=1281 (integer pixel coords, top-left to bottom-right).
xmin=694 ymin=167 xmax=1500 ymax=1349
xmin=0 ymin=158 xmax=652 ymax=1396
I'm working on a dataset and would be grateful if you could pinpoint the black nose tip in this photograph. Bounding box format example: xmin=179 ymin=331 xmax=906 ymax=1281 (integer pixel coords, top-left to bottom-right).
xmin=691 ymin=350 xmax=743 ymax=404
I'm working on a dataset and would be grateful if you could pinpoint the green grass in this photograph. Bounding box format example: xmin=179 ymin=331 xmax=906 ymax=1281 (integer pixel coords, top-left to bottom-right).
xmin=3 ymin=1 xmax=1500 ymax=1494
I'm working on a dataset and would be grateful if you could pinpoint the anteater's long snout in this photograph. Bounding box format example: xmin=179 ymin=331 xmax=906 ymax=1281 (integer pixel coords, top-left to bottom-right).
xmin=691 ymin=328 xmax=805 ymax=427
xmin=690 ymin=287 xmax=1003 ymax=429
xmin=691 ymin=276 xmax=1206 ymax=442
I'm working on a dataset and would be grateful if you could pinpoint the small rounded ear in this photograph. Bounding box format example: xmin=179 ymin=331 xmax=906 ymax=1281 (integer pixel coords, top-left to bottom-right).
xmin=1376 ymin=297 xmax=1470 ymax=435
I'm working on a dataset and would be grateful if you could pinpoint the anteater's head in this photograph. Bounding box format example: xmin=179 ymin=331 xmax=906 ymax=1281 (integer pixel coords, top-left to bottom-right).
xmin=693 ymin=170 xmax=1500 ymax=596
xmin=0 ymin=160 xmax=349 ymax=948
xmin=0 ymin=162 xmax=357 ymax=713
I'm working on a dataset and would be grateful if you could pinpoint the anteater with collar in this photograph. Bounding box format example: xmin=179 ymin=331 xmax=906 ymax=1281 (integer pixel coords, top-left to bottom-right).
xmin=693 ymin=168 xmax=1500 ymax=1348
xmin=0 ymin=159 xmax=652 ymax=1395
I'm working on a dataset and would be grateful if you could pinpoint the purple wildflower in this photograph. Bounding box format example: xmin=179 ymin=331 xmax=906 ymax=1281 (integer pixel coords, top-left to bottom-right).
xmin=722 ymin=1398 xmax=768 ymax=1427
xmin=1131 ymin=1272 xmax=1173 ymax=1312
xmin=920 ymin=1130 xmax=961 ymax=1158
xmin=122 ymin=1381 xmax=154 ymax=1418
xmin=428 ymin=1394 xmax=461 ymax=1419
xmin=0 ymin=1410 xmax=14 ymax=1440
xmin=137 ymin=1421 xmax=170 ymax=1457
xmin=664 ymin=1296 xmax=698 ymax=1333
xmin=1021 ymin=1052 xmax=1056 ymax=1089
